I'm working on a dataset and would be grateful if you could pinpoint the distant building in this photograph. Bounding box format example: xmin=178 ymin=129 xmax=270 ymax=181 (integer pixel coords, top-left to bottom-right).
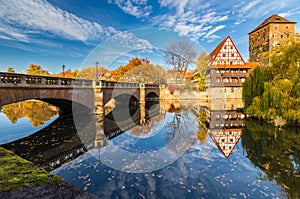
xmin=206 ymin=36 xmax=254 ymax=98
xmin=249 ymin=14 xmax=296 ymax=62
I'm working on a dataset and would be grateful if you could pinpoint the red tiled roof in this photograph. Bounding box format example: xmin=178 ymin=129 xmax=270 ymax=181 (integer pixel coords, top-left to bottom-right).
xmin=249 ymin=14 xmax=296 ymax=34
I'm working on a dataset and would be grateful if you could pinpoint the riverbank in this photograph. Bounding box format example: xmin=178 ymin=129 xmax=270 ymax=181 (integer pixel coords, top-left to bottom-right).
xmin=0 ymin=147 xmax=98 ymax=199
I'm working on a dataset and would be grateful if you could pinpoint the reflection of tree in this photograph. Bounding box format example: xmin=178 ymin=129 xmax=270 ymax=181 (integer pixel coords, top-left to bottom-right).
xmin=164 ymin=108 xmax=196 ymax=153
xmin=242 ymin=118 xmax=300 ymax=199
xmin=195 ymin=109 xmax=208 ymax=144
xmin=1 ymin=100 xmax=59 ymax=127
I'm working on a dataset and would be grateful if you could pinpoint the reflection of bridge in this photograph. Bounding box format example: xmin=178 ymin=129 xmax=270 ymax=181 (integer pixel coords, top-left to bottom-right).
xmin=0 ymin=72 xmax=160 ymax=114
xmin=1 ymin=102 xmax=160 ymax=171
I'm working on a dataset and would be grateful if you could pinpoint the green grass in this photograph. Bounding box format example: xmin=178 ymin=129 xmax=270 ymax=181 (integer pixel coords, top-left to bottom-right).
xmin=0 ymin=147 xmax=62 ymax=191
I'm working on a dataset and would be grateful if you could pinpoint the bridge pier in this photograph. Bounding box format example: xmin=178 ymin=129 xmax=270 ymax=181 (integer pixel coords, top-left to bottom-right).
xmin=140 ymin=83 xmax=145 ymax=104
xmin=94 ymin=115 xmax=107 ymax=150
xmin=94 ymin=86 xmax=104 ymax=115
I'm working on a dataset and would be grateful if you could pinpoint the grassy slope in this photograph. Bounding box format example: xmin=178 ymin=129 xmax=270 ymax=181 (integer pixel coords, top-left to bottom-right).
xmin=0 ymin=146 xmax=62 ymax=191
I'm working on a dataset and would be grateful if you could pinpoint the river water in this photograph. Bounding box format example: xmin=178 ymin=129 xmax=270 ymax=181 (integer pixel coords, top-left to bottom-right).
xmin=0 ymin=100 xmax=299 ymax=198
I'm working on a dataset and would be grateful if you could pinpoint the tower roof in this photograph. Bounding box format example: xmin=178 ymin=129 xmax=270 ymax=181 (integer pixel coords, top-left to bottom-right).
xmin=249 ymin=14 xmax=296 ymax=34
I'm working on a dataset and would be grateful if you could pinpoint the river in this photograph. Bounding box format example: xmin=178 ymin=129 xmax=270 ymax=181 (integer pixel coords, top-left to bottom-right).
xmin=0 ymin=99 xmax=299 ymax=198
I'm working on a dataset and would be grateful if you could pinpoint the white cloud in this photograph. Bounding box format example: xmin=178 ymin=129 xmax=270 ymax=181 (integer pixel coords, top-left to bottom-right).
xmin=82 ymin=31 xmax=155 ymax=69
xmin=159 ymin=0 xmax=189 ymax=14
xmin=204 ymin=25 xmax=226 ymax=38
xmin=279 ymin=7 xmax=300 ymax=18
xmin=152 ymin=1 xmax=229 ymax=42
xmin=109 ymin=0 xmax=152 ymax=18
xmin=0 ymin=0 xmax=117 ymax=43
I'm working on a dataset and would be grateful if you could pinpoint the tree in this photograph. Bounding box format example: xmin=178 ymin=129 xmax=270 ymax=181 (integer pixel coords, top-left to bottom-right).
xmin=26 ymin=64 xmax=50 ymax=76
xmin=194 ymin=52 xmax=209 ymax=90
xmin=243 ymin=36 xmax=300 ymax=125
xmin=77 ymin=66 xmax=107 ymax=80
xmin=114 ymin=57 xmax=150 ymax=81
xmin=163 ymin=41 xmax=197 ymax=72
xmin=119 ymin=64 xmax=166 ymax=84
xmin=7 ymin=67 xmax=15 ymax=73
xmin=6 ymin=67 xmax=15 ymax=73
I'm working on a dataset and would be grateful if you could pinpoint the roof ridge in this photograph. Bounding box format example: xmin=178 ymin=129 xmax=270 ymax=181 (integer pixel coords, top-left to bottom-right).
xmin=249 ymin=14 xmax=296 ymax=34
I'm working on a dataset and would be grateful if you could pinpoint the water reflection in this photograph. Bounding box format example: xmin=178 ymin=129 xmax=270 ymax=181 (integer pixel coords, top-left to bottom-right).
xmin=0 ymin=100 xmax=59 ymax=144
xmin=242 ymin=118 xmax=300 ymax=199
xmin=1 ymin=100 xmax=59 ymax=127
xmin=1 ymin=98 xmax=298 ymax=198
xmin=194 ymin=98 xmax=245 ymax=158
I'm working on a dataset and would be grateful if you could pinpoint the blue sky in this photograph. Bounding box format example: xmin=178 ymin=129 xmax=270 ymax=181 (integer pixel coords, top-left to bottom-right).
xmin=0 ymin=0 xmax=299 ymax=73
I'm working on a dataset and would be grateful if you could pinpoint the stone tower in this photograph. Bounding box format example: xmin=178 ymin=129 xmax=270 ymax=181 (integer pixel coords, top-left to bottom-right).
xmin=248 ymin=14 xmax=296 ymax=62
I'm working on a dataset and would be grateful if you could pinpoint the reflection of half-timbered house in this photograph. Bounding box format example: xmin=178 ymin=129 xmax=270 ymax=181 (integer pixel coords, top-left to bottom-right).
xmin=205 ymin=100 xmax=245 ymax=158
xmin=206 ymin=36 xmax=255 ymax=98
xmin=209 ymin=128 xmax=242 ymax=158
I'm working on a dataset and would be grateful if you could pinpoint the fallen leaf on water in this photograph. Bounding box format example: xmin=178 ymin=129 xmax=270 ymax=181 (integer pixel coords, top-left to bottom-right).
xmin=281 ymin=183 xmax=290 ymax=190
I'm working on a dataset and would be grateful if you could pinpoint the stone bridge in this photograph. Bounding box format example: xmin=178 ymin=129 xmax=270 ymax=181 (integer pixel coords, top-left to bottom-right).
xmin=0 ymin=72 xmax=161 ymax=115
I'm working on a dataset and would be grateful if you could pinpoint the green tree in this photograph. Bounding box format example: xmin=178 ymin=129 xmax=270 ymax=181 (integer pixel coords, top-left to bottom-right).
xmin=194 ymin=52 xmax=209 ymax=90
xmin=243 ymin=36 xmax=300 ymax=125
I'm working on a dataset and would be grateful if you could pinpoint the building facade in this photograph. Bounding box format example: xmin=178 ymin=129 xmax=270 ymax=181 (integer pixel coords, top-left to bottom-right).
xmin=249 ymin=14 xmax=296 ymax=62
xmin=206 ymin=36 xmax=253 ymax=99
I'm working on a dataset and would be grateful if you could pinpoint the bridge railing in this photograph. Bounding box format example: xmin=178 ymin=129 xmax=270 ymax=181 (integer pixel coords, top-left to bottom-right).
xmin=145 ymin=83 xmax=159 ymax=88
xmin=99 ymin=80 xmax=140 ymax=88
xmin=0 ymin=72 xmax=93 ymax=86
xmin=0 ymin=72 xmax=159 ymax=88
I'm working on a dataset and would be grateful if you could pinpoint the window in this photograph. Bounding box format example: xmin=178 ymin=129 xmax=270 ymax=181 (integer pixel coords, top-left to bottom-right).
xmin=231 ymin=87 xmax=234 ymax=93
xmin=274 ymin=26 xmax=278 ymax=30
xmin=231 ymin=53 xmax=234 ymax=57
xmin=281 ymin=35 xmax=283 ymax=38
xmin=286 ymin=25 xmax=289 ymax=30
xmin=222 ymin=53 xmax=226 ymax=57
